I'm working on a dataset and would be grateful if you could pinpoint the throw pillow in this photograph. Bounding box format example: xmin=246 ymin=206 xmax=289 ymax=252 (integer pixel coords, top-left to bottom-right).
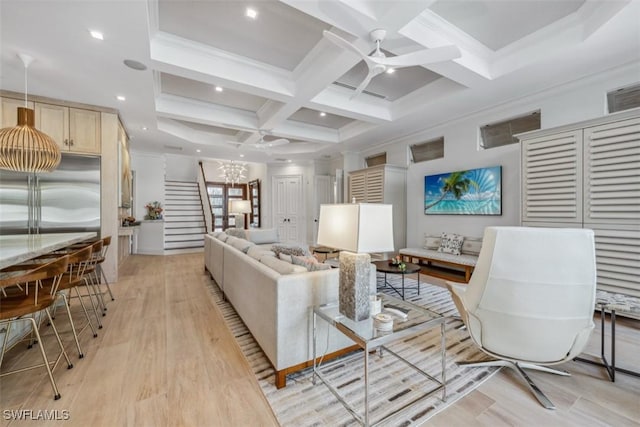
xmin=461 ymin=237 xmax=483 ymax=255
xmin=271 ymin=244 xmax=310 ymax=258
xmin=437 ymin=232 xmax=464 ymax=255
xmin=292 ymin=255 xmax=332 ymax=272
xmin=225 ymin=228 xmax=247 ymax=239
xmin=423 ymin=235 xmax=441 ymax=250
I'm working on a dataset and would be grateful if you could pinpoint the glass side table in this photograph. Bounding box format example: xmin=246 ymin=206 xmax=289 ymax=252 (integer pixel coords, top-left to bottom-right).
xmin=312 ymin=293 xmax=447 ymax=427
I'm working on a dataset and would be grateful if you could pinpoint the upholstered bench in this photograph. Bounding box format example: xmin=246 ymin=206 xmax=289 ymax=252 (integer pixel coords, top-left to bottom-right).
xmin=399 ymin=234 xmax=482 ymax=283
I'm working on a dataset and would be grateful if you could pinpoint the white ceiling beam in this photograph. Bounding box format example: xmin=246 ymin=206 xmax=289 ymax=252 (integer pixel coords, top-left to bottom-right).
xmin=157 ymin=117 xmax=241 ymax=147
xmin=399 ymin=12 xmax=493 ymax=87
xmin=156 ymin=93 xmax=258 ymax=131
xmin=150 ymin=32 xmax=294 ymax=102
xmin=252 ymin=29 xmax=378 ymax=137
xmin=390 ymin=77 xmax=466 ymax=119
xmin=309 ymin=85 xmax=391 ymax=122
xmin=273 ymin=120 xmax=340 ymax=144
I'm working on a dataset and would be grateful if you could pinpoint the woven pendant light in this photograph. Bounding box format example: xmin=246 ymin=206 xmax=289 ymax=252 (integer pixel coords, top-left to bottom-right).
xmin=0 ymin=54 xmax=61 ymax=172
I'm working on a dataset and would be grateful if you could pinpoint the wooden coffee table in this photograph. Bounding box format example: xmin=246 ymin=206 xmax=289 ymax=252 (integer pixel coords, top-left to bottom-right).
xmin=373 ymin=260 xmax=421 ymax=300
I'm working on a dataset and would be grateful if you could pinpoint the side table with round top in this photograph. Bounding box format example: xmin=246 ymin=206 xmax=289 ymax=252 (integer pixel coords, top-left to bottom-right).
xmin=373 ymin=260 xmax=421 ymax=300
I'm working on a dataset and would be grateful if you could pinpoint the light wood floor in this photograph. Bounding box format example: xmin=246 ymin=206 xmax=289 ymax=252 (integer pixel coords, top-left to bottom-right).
xmin=1 ymin=253 xmax=638 ymax=426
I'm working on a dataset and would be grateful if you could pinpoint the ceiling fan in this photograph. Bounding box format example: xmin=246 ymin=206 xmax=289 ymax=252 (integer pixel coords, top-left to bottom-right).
xmin=252 ymin=130 xmax=289 ymax=149
xmin=323 ymin=29 xmax=461 ymax=99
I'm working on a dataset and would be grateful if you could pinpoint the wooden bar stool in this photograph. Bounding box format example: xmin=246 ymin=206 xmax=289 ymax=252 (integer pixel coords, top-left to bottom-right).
xmin=0 ymin=255 xmax=74 ymax=400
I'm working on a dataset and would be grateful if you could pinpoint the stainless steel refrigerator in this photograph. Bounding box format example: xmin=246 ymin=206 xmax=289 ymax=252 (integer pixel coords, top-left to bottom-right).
xmin=0 ymin=153 xmax=100 ymax=235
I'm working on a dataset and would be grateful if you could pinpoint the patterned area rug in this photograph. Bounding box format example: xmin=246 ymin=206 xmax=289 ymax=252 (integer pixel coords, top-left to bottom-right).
xmin=206 ymin=275 xmax=499 ymax=426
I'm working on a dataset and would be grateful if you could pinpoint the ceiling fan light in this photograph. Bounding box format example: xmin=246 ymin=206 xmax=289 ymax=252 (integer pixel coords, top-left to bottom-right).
xmin=386 ymin=68 xmax=395 ymax=74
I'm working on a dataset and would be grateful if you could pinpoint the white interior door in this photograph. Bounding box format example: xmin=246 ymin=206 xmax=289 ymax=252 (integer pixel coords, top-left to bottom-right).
xmin=272 ymin=175 xmax=303 ymax=243
xmin=313 ymin=175 xmax=333 ymax=244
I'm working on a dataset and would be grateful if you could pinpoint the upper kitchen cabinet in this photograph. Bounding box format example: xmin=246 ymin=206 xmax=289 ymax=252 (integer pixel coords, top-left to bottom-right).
xmin=1 ymin=97 xmax=34 ymax=127
xmin=35 ymin=103 xmax=101 ymax=154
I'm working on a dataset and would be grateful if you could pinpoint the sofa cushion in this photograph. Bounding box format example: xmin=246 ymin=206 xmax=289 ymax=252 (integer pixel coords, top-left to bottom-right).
xmin=246 ymin=228 xmax=279 ymax=245
xmin=229 ymin=237 xmax=254 ymax=253
xmin=217 ymin=232 xmax=229 ymax=242
xmin=292 ymin=255 xmax=332 ymax=272
xmin=461 ymin=237 xmax=483 ymax=256
xmin=423 ymin=235 xmax=441 ymax=250
xmin=246 ymin=245 xmax=274 ymax=261
xmin=278 ymin=253 xmax=293 ymax=263
xmin=438 ymin=232 xmax=464 ymax=255
xmin=225 ymin=228 xmax=247 ymax=239
xmin=209 ymin=231 xmax=223 ymax=238
xmin=271 ymin=244 xmax=310 ymax=258
xmin=260 ymin=255 xmax=307 ymax=275
xmin=400 ymin=248 xmax=478 ymax=267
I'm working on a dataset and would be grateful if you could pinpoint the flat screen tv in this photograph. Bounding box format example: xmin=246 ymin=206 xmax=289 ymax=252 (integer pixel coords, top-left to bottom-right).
xmin=424 ymin=166 xmax=502 ymax=215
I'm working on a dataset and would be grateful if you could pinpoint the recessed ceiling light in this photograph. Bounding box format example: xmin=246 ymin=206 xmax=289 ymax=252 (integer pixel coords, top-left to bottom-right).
xmin=215 ymin=86 xmax=223 ymax=92
xmin=319 ymin=112 xmax=326 ymax=117
xmin=196 ymin=149 xmax=201 ymax=153
xmin=116 ymin=95 xmax=126 ymax=101
xmin=90 ymin=30 xmax=103 ymax=40
xmin=142 ymin=126 xmax=148 ymax=131
xmin=287 ymin=159 xmax=292 ymax=163
xmin=245 ymin=7 xmax=258 ymax=19
xmin=239 ymin=154 xmax=245 ymax=158
xmin=386 ymin=68 xmax=395 ymax=74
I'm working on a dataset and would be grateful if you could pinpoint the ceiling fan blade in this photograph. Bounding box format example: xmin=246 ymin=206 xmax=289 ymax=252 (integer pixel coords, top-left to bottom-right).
xmin=349 ymin=67 xmax=384 ymax=100
xmin=369 ymin=45 xmax=461 ymax=68
xmin=323 ymin=30 xmax=368 ymax=60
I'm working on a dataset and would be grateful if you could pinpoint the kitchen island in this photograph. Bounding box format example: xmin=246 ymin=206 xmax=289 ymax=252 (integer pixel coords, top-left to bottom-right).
xmin=0 ymin=232 xmax=97 ymax=269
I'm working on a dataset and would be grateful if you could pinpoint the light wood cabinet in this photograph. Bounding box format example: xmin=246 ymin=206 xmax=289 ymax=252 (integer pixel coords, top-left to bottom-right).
xmin=35 ymin=103 xmax=101 ymax=154
xmin=348 ymin=164 xmax=407 ymax=256
xmin=1 ymin=97 xmax=34 ymax=127
xmin=520 ymin=110 xmax=640 ymax=298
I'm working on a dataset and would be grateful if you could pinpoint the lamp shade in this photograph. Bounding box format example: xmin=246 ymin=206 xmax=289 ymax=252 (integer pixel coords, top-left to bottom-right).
xmin=229 ymin=199 xmax=252 ymax=214
xmin=0 ymin=107 xmax=61 ymax=172
xmin=317 ymin=203 xmax=394 ymax=253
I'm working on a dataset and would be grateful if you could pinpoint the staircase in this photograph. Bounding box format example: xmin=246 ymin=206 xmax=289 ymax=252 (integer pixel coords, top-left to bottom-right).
xmin=164 ymin=181 xmax=206 ymax=254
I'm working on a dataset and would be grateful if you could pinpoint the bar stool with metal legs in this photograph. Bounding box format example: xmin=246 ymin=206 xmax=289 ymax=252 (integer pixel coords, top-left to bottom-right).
xmin=0 ymin=256 xmax=74 ymax=400
xmin=95 ymin=236 xmax=115 ymax=304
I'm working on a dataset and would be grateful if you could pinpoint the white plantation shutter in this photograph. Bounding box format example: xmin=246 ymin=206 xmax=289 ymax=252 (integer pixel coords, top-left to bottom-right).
xmin=348 ymin=173 xmax=366 ymax=202
xmin=365 ymin=168 xmax=384 ymax=203
xmin=583 ymin=117 xmax=640 ymax=225
xmin=521 ymin=112 xmax=640 ymax=299
xmin=522 ymin=130 xmax=582 ymax=223
xmin=593 ymin=228 xmax=640 ymax=297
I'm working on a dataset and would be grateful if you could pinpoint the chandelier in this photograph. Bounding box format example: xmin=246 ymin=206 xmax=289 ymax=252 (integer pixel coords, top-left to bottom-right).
xmin=219 ymin=161 xmax=247 ymax=186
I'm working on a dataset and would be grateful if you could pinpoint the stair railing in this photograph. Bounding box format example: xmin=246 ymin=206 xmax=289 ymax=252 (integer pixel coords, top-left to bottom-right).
xmin=197 ymin=162 xmax=214 ymax=233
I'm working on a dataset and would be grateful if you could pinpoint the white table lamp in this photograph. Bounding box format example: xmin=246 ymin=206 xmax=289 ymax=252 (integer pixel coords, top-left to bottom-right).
xmin=317 ymin=203 xmax=394 ymax=321
xmin=229 ymin=199 xmax=252 ymax=229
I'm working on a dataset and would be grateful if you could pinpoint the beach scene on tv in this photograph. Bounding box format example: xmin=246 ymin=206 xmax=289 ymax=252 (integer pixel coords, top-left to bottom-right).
xmin=424 ymin=166 xmax=502 ymax=215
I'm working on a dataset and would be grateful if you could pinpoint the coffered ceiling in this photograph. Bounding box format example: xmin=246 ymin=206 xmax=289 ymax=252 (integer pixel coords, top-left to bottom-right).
xmin=1 ymin=0 xmax=638 ymax=164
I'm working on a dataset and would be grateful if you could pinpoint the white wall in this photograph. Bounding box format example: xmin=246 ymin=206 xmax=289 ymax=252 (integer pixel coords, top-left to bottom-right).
xmin=131 ymin=151 xmax=166 ymax=220
xmin=165 ymin=153 xmax=198 ymax=182
xmin=360 ymin=64 xmax=640 ymax=246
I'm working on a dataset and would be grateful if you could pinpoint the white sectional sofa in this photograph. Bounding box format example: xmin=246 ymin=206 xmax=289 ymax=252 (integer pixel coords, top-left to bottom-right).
xmin=204 ymin=229 xmax=376 ymax=388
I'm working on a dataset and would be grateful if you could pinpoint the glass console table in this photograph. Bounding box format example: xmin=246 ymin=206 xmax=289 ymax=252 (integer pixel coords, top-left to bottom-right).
xmin=312 ymin=293 xmax=447 ymax=426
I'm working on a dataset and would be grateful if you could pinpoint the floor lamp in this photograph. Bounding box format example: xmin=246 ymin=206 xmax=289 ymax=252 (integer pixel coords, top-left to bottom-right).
xmin=229 ymin=199 xmax=252 ymax=230
xmin=316 ymin=203 xmax=394 ymax=321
